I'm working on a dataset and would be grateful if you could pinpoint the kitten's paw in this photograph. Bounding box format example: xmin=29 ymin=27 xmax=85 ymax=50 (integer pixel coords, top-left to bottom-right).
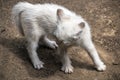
xmin=61 ymin=65 xmax=74 ymax=73
xmin=48 ymin=41 xmax=58 ymax=49
xmin=33 ymin=61 xmax=44 ymax=70
xmin=96 ymin=62 xmax=106 ymax=71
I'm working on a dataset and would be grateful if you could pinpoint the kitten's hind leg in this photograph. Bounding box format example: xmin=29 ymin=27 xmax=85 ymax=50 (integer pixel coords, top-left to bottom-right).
xmin=27 ymin=38 xmax=44 ymax=69
xmin=28 ymin=42 xmax=44 ymax=69
xmin=26 ymin=23 xmax=44 ymax=70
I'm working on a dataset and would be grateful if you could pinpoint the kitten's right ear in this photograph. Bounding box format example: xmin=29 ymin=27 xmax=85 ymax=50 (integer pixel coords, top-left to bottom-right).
xmin=79 ymin=22 xmax=85 ymax=29
xmin=57 ymin=9 xmax=64 ymax=21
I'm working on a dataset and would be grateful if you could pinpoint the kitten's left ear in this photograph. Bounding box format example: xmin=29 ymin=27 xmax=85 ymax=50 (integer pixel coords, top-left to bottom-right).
xmin=57 ymin=9 xmax=64 ymax=21
xmin=79 ymin=22 xmax=85 ymax=28
xmin=57 ymin=9 xmax=70 ymax=22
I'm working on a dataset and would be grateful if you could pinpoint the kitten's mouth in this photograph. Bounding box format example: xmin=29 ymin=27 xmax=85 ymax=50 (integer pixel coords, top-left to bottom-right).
xmin=57 ymin=40 xmax=70 ymax=46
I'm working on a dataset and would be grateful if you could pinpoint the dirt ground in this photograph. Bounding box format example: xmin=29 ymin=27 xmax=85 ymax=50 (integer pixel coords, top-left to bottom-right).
xmin=0 ymin=0 xmax=120 ymax=80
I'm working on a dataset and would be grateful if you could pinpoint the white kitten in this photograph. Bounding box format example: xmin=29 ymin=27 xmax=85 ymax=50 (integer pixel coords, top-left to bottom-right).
xmin=12 ymin=2 xmax=106 ymax=73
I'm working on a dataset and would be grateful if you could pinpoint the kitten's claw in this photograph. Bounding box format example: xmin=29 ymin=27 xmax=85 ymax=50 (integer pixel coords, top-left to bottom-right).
xmin=61 ymin=65 xmax=74 ymax=73
xmin=95 ymin=62 xmax=106 ymax=71
xmin=33 ymin=61 xmax=44 ymax=70
xmin=47 ymin=41 xmax=58 ymax=49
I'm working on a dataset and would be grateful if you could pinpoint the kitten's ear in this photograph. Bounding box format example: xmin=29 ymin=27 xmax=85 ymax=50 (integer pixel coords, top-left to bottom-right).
xmin=79 ymin=22 xmax=85 ymax=28
xmin=57 ymin=9 xmax=70 ymax=21
xmin=57 ymin=9 xmax=64 ymax=21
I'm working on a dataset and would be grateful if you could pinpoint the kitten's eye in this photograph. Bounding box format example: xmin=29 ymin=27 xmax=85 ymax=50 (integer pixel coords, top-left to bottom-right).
xmin=76 ymin=31 xmax=82 ymax=35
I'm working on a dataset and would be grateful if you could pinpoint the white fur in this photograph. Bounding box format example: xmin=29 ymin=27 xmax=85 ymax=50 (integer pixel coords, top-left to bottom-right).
xmin=12 ymin=2 xmax=106 ymax=73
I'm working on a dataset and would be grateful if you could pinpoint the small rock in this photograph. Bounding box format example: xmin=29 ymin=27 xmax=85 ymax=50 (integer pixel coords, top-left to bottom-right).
xmin=112 ymin=62 xmax=119 ymax=65
xmin=0 ymin=28 xmax=5 ymax=33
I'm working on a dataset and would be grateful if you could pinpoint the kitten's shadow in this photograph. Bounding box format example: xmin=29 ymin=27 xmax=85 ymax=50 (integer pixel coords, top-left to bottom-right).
xmin=0 ymin=37 xmax=95 ymax=78
xmin=72 ymin=59 xmax=95 ymax=71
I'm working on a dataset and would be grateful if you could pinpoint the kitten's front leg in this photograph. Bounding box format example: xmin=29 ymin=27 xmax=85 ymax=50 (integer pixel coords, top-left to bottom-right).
xmin=81 ymin=37 xmax=106 ymax=71
xmin=43 ymin=36 xmax=58 ymax=49
xmin=59 ymin=47 xmax=73 ymax=73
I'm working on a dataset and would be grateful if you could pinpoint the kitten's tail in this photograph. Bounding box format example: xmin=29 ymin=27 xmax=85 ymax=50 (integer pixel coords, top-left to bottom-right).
xmin=11 ymin=2 xmax=32 ymax=36
xmin=15 ymin=11 xmax=24 ymax=36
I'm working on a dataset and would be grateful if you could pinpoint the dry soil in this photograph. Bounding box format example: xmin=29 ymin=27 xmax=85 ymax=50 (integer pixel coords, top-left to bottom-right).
xmin=0 ymin=0 xmax=120 ymax=80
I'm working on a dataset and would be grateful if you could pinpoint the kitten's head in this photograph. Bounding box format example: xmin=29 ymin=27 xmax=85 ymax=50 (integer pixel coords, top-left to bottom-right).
xmin=54 ymin=9 xmax=85 ymax=45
